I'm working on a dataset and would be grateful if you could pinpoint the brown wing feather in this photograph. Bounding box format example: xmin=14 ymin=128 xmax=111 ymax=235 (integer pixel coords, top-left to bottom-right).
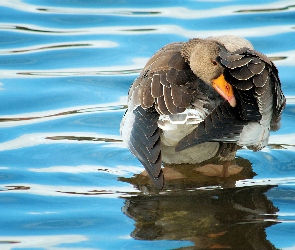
xmin=128 ymin=106 xmax=163 ymax=189
xmin=129 ymin=42 xmax=195 ymax=115
xmin=269 ymin=64 xmax=286 ymax=130
xmin=124 ymin=42 xmax=198 ymax=188
xmin=219 ymin=47 xmax=285 ymax=124
xmin=177 ymin=46 xmax=286 ymax=151
xmin=176 ymin=102 xmax=248 ymax=152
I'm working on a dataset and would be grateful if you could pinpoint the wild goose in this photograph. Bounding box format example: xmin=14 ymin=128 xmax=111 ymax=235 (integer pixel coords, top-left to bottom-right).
xmin=120 ymin=35 xmax=286 ymax=189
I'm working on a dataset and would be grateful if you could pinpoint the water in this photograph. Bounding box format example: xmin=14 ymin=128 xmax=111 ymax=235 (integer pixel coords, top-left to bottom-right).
xmin=0 ymin=0 xmax=295 ymax=249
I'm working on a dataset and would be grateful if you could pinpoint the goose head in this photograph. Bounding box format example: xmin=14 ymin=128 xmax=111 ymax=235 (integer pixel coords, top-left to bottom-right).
xmin=181 ymin=38 xmax=239 ymax=107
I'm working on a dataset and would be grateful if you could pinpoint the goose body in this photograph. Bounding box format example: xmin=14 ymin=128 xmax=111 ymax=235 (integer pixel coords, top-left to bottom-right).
xmin=121 ymin=35 xmax=286 ymax=189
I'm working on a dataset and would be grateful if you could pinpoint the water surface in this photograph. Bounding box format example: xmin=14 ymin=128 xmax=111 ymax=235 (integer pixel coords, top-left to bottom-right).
xmin=0 ymin=0 xmax=295 ymax=249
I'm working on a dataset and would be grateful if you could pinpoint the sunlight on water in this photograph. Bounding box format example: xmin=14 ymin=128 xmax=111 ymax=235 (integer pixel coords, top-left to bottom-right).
xmin=0 ymin=0 xmax=295 ymax=249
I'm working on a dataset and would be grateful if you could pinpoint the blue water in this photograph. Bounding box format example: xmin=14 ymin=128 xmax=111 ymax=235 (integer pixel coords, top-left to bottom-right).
xmin=0 ymin=0 xmax=295 ymax=249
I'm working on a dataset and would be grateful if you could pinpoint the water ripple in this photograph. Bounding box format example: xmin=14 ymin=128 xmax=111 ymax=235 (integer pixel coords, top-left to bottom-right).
xmin=28 ymin=165 xmax=142 ymax=175
xmin=0 ymin=24 xmax=73 ymax=34
xmin=0 ymin=132 xmax=123 ymax=151
xmin=235 ymin=4 xmax=295 ymax=13
xmin=0 ymin=100 xmax=126 ymax=127
xmin=0 ymin=40 xmax=118 ymax=54
xmin=1 ymin=0 xmax=295 ymax=249
xmin=0 ymin=183 xmax=139 ymax=198
xmin=1 ymin=22 xmax=294 ymax=38
xmin=0 ymin=235 xmax=88 ymax=249
xmin=0 ymin=62 xmax=143 ymax=78
xmin=3 ymin=1 xmax=295 ymax=17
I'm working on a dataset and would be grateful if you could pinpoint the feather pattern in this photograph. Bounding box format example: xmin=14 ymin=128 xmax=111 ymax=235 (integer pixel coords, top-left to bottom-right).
xmin=175 ymin=102 xmax=248 ymax=152
xmin=133 ymin=43 xmax=196 ymax=116
xmin=125 ymin=106 xmax=163 ymax=189
xmin=176 ymin=45 xmax=286 ymax=152
xmin=218 ymin=46 xmax=286 ymax=132
xmin=121 ymin=36 xmax=286 ymax=188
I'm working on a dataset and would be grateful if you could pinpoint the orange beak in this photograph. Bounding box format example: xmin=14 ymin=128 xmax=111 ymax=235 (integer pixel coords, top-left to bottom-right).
xmin=212 ymin=74 xmax=236 ymax=107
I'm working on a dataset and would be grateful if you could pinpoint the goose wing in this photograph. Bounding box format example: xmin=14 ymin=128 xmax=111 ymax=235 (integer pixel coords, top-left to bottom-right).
xmin=121 ymin=42 xmax=196 ymax=188
xmin=220 ymin=47 xmax=286 ymax=124
xmin=176 ymin=47 xmax=286 ymax=152
xmin=175 ymin=101 xmax=247 ymax=151
xmin=123 ymin=105 xmax=163 ymax=189
xmin=128 ymin=42 xmax=196 ymax=114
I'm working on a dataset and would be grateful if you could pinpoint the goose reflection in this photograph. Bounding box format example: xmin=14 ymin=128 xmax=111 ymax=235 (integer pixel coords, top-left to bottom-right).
xmin=120 ymin=157 xmax=256 ymax=192
xmin=120 ymin=158 xmax=278 ymax=249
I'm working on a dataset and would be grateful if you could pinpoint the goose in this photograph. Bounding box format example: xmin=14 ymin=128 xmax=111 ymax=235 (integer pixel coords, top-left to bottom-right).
xmin=120 ymin=35 xmax=286 ymax=189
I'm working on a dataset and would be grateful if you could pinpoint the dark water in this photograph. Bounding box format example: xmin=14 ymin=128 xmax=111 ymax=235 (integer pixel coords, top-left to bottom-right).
xmin=0 ymin=0 xmax=295 ymax=249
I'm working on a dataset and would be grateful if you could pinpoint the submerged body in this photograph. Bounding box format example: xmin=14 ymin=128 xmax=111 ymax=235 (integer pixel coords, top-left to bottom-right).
xmin=121 ymin=35 xmax=286 ymax=188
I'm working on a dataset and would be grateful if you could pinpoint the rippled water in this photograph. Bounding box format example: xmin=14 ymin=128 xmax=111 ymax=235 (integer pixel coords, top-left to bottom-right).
xmin=1 ymin=0 xmax=295 ymax=249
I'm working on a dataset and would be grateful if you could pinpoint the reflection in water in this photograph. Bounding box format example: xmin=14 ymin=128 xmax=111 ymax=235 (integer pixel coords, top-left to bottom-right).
xmin=120 ymin=158 xmax=278 ymax=249
xmin=120 ymin=157 xmax=255 ymax=192
xmin=122 ymin=185 xmax=277 ymax=249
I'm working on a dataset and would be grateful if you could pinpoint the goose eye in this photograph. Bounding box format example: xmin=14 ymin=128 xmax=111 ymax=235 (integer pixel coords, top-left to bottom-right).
xmin=211 ymin=60 xmax=218 ymax=66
